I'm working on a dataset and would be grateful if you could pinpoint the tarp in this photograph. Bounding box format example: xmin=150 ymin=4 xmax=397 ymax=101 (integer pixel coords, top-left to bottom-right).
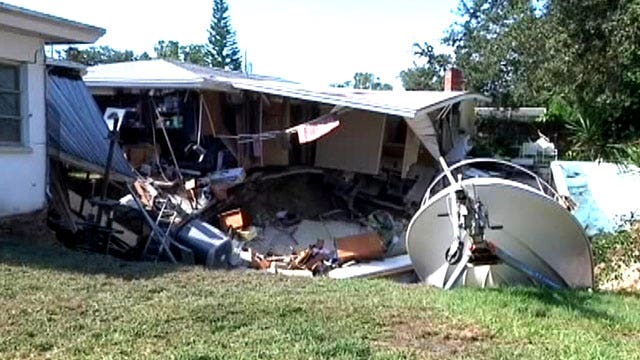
xmin=551 ymin=161 xmax=640 ymax=236
xmin=47 ymin=72 xmax=133 ymax=179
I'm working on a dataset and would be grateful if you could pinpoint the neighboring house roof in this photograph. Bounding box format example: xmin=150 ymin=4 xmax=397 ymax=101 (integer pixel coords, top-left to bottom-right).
xmin=0 ymin=2 xmax=105 ymax=43
xmin=475 ymin=107 xmax=546 ymax=122
xmin=46 ymin=58 xmax=87 ymax=73
xmin=84 ymin=59 xmax=490 ymax=119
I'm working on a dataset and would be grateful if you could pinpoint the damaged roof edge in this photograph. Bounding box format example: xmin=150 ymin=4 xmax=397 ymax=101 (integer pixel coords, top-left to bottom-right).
xmin=416 ymin=93 xmax=492 ymax=116
xmin=234 ymin=81 xmax=491 ymax=118
xmin=83 ymin=60 xmax=490 ymax=118
xmin=232 ymin=82 xmax=418 ymax=118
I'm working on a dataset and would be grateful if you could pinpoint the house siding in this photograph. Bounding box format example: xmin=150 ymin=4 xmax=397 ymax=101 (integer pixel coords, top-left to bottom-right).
xmin=0 ymin=29 xmax=47 ymax=217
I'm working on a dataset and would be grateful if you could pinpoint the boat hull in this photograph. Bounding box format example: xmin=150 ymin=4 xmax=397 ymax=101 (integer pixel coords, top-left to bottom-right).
xmin=406 ymin=178 xmax=594 ymax=289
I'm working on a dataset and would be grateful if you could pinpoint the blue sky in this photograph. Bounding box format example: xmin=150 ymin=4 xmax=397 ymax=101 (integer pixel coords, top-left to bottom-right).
xmin=4 ymin=0 xmax=459 ymax=88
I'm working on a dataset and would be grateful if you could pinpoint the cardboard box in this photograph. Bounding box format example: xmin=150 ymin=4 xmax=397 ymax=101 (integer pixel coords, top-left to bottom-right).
xmin=335 ymin=232 xmax=385 ymax=263
xmin=218 ymin=208 xmax=250 ymax=230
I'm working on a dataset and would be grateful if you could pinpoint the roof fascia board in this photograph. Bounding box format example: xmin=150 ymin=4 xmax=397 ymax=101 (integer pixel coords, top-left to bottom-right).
xmin=231 ymin=82 xmax=416 ymax=117
xmin=0 ymin=5 xmax=104 ymax=43
xmin=84 ymin=80 xmax=237 ymax=93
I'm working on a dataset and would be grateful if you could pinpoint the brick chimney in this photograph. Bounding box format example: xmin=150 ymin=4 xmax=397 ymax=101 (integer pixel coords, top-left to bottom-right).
xmin=444 ymin=68 xmax=464 ymax=91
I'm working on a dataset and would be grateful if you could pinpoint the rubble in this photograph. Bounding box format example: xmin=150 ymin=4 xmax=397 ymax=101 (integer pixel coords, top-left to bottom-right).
xmin=44 ymin=80 xmax=433 ymax=282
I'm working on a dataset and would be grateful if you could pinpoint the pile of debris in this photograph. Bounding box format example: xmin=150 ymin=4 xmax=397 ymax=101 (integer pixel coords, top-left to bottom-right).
xmin=49 ymin=149 xmax=416 ymax=281
xmin=231 ymin=209 xmax=412 ymax=279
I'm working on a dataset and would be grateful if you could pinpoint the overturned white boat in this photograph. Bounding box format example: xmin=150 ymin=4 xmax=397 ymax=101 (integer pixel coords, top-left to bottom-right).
xmin=406 ymin=158 xmax=593 ymax=289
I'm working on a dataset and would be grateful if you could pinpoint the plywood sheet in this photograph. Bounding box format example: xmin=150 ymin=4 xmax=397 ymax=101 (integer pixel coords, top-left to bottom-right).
xmin=315 ymin=110 xmax=385 ymax=174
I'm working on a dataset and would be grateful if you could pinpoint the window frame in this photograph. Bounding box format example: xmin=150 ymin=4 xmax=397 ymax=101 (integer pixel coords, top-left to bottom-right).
xmin=0 ymin=61 xmax=24 ymax=146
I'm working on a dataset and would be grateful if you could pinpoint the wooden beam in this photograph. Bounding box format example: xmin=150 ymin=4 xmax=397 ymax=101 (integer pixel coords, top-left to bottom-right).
xmin=199 ymin=92 xmax=238 ymax=160
xmin=49 ymin=150 xmax=134 ymax=183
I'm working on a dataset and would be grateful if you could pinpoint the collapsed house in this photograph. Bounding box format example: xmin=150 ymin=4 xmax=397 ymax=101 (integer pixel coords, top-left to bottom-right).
xmin=44 ymin=58 xmax=490 ymax=278
xmin=83 ymin=59 xmax=488 ymax=208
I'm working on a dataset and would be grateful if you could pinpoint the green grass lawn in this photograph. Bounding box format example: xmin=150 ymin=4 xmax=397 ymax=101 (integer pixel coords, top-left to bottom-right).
xmin=1 ymin=237 xmax=640 ymax=360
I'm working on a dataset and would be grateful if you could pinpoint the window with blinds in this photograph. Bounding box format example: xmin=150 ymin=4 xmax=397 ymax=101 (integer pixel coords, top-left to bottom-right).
xmin=0 ymin=63 xmax=22 ymax=144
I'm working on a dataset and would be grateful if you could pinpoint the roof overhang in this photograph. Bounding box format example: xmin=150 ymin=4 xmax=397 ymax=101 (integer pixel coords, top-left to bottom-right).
xmin=232 ymin=80 xmax=491 ymax=118
xmin=0 ymin=2 xmax=105 ymax=43
xmin=84 ymin=60 xmax=236 ymax=92
xmin=84 ymin=60 xmax=490 ymax=119
xmin=84 ymin=80 xmax=235 ymax=93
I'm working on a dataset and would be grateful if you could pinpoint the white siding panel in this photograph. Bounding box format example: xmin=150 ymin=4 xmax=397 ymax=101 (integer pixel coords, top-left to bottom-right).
xmin=315 ymin=110 xmax=385 ymax=174
xmin=0 ymin=30 xmax=46 ymax=217
xmin=0 ymin=144 xmax=47 ymax=216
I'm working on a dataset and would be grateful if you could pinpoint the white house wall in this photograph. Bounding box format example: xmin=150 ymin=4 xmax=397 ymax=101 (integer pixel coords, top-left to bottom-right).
xmin=0 ymin=31 xmax=40 ymax=62
xmin=0 ymin=29 xmax=46 ymax=217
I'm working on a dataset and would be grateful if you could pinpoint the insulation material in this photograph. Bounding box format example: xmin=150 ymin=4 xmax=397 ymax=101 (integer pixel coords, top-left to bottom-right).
xmin=288 ymin=113 xmax=340 ymax=144
xmin=315 ymin=110 xmax=386 ymax=174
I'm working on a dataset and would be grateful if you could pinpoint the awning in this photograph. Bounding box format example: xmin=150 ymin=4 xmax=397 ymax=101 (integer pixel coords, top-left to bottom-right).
xmin=47 ymin=72 xmax=134 ymax=180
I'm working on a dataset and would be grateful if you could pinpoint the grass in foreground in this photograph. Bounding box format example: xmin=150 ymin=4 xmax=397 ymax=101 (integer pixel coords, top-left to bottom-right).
xmin=1 ymin=237 xmax=640 ymax=359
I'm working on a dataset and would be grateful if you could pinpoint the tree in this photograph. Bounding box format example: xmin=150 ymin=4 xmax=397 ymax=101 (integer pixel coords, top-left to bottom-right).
xmin=180 ymin=44 xmax=209 ymax=66
xmin=59 ymin=46 xmax=142 ymax=65
xmin=545 ymin=0 xmax=640 ymax=134
xmin=332 ymin=72 xmax=393 ymax=90
xmin=399 ymin=42 xmax=452 ymax=90
xmin=207 ymin=0 xmax=242 ymax=71
xmin=138 ymin=52 xmax=152 ymax=61
xmin=443 ymin=0 xmax=548 ymax=106
xmin=154 ymin=40 xmax=209 ymax=66
xmin=154 ymin=40 xmax=180 ymax=60
xmin=442 ymin=0 xmax=640 ymax=161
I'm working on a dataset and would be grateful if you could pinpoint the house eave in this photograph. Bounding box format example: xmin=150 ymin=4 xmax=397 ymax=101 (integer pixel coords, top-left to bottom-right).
xmin=0 ymin=3 xmax=105 ymax=43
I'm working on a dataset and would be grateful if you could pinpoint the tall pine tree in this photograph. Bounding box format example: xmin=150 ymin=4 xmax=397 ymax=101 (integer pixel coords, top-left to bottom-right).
xmin=207 ymin=0 xmax=242 ymax=71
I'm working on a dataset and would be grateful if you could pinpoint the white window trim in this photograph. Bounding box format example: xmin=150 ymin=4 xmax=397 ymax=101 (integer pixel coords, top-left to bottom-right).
xmin=0 ymin=59 xmax=27 ymax=147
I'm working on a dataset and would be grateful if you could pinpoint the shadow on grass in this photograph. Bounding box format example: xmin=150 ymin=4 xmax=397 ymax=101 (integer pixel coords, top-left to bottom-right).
xmin=0 ymin=237 xmax=182 ymax=280
xmin=488 ymin=287 xmax=619 ymax=322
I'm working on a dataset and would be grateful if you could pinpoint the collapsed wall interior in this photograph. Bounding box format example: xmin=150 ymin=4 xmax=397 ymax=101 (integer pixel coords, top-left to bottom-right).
xmin=47 ymin=82 xmax=479 ymax=267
